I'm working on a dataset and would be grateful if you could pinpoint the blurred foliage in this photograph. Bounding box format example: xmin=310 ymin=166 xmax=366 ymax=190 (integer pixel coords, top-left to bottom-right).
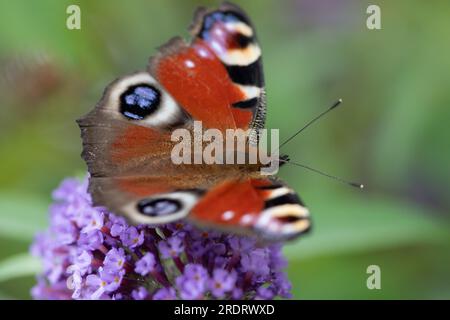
xmin=0 ymin=0 xmax=449 ymax=299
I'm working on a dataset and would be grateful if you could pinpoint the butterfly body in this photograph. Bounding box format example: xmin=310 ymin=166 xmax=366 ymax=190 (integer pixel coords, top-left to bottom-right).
xmin=78 ymin=2 xmax=310 ymax=241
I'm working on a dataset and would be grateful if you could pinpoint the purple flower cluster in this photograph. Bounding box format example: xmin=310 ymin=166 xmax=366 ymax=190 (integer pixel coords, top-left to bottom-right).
xmin=31 ymin=177 xmax=292 ymax=300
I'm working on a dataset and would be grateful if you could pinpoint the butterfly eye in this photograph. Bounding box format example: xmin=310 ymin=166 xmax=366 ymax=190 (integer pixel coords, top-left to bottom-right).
xmin=137 ymin=198 xmax=181 ymax=216
xmin=119 ymin=84 xmax=161 ymax=120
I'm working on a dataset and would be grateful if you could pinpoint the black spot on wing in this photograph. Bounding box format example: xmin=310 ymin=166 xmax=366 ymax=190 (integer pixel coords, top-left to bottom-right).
xmin=264 ymin=193 xmax=305 ymax=209
xmin=226 ymin=58 xmax=264 ymax=86
xmin=137 ymin=198 xmax=181 ymax=217
xmin=276 ymin=215 xmax=306 ymax=223
xmin=119 ymin=84 xmax=161 ymax=120
xmin=232 ymin=97 xmax=258 ymax=109
xmin=234 ymin=33 xmax=254 ymax=48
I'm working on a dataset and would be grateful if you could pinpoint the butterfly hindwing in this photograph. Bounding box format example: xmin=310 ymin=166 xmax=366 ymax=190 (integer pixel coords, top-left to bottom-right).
xmin=88 ymin=176 xmax=204 ymax=226
xmin=190 ymin=178 xmax=310 ymax=240
xmin=92 ymin=176 xmax=310 ymax=241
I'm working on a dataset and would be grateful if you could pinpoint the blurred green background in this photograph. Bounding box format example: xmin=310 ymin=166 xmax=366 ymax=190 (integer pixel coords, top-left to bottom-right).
xmin=0 ymin=0 xmax=449 ymax=299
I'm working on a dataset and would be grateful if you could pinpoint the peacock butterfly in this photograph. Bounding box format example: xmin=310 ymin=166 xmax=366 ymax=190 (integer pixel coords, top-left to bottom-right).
xmin=77 ymin=2 xmax=310 ymax=241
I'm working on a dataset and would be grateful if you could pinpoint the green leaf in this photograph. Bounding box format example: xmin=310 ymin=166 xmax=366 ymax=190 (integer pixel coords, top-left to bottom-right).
xmin=284 ymin=191 xmax=448 ymax=260
xmin=0 ymin=193 xmax=48 ymax=241
xmin=0 ymin=253 xmax=41 ymax=283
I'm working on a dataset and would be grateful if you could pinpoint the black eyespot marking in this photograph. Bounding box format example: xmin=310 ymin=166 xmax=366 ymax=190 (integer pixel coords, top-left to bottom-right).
xmin=119 ymin=84 xmax=160 ymax=120
xmin=264 ymin=193 xmax=304 ymax=209
xmin=137 ymin=198 xmax=181 ymax=217
xmin=234 ymin=33 xmax=253 ymax=48
xmin=275 ymin=215 xmax=304 ymax=224
xmin=200 ymin=11 xmax=251 ymax=41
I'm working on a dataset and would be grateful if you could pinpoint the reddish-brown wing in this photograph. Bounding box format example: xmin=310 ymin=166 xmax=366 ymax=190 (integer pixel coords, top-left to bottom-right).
xmin=190 ymin=178 xmax=310 ymax=240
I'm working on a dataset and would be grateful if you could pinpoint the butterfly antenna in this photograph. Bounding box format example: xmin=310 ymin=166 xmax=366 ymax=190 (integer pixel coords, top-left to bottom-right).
xmin=278 ymin=98 xmax=343 ymax=150
xmin=278 ymin=158 xmax=364 ymax=190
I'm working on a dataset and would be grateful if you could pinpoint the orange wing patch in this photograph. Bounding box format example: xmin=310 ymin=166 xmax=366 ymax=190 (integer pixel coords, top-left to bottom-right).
xmin=153 ymin=39 xmax=252 ymax=131
xmin=191 ymin=179 xmax=264 ymax=227
xmin=118 ymin=177 xmax=172 ymax=197
xmin=111 ymin=126 xmax=170 ymax=164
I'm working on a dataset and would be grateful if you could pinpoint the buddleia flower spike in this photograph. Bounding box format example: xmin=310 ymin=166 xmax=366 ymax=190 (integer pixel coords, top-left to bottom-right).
xmin=31 ymin=176 xmax=293 ymax=300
